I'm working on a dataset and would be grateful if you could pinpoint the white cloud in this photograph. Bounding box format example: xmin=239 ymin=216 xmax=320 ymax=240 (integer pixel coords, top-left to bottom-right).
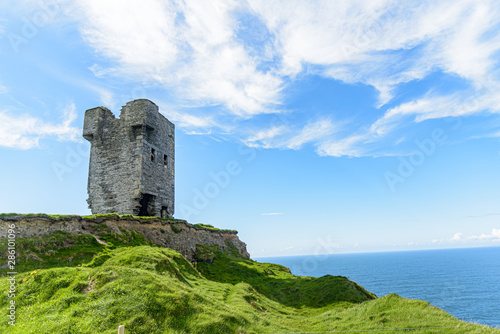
xmin=0 ymin=84 xmax=8 ymax=94
xmin=159 ymin=107 xmax=215 ymax=129
xmin=433 ymin=229 xmax=500 ymax=245
xmin=437 ymin=2 xmax=500 ymax=82
xmin=260 ymin=212 xmax=284 ymax=216
xmin=285 ymin=119 xmax=336 ymax=150
xmin=244 ymin=119 xmax=337 ymax=150
xmin=370 ymin=95 xmax=456 ymax=136
xmin=68 ymin=0 xmax=283 ymax=117
xmin=43 ymin=0 xmax=500 ymax=156
xmin=77 ymin=0 xmax=179 ymax=72
xmin=245 ymin=126 xmax=289 ymax=148
xmin=317 ymin=135 xmax=366 ymax=157
xmin=371 ymin=80 xmax=500 ymax=137
xmin=250 ymin=0 xmax=500 ymax=97
xmin=257 ymin=0 xmax=500 ymax=157
xmin=96 ymin=88 xmax=115 ymax=109
xmin=88 ymin=64 xmax=111 ymax=78
xmin=468 ymin=228 xmax=500 ymax=240
xmin=0 ymin=103 xmax=80 ymax=149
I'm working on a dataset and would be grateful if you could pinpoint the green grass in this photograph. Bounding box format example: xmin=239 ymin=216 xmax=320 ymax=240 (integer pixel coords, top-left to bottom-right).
xmin=0 ymin=212 xmax=183 ymax=221
xmin=0 ymin=213 xmax=19 ymax=218
xmin=192 ymin=223 xmax=237 ymax=233
xmin=0 ymin=233 xmax=498 ymax=333
xmin=1 ymin=213 xmax=241 ymax=232
xmin=170 ymin=225 xmax=183 ymax=234
xmin=0 ymin=231 xmax=106 ymax=274
xmin=196 ymin=250 xmax=376 ymax=308
xmin=81 ymin=213 xmax=180 ymax=222
xmin=0 ymin=213 xmax=82 ymax=219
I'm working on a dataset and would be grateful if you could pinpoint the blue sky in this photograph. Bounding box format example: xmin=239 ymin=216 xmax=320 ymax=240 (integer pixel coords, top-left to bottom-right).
xmin=0 ymin=0 xmax=499 ymax=257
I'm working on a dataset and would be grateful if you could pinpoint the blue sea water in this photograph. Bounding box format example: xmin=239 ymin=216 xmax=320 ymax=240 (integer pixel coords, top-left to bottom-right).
xmin=256 ymin=247 xmax=500 ymax=328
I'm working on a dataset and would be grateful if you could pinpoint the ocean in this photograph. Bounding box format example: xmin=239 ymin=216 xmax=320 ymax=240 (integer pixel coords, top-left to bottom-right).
xmin=256 ymin=247 xmax=500 ymax=328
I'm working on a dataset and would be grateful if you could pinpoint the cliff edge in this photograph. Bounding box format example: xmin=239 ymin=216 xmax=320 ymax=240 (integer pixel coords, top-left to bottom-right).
xmin=0 ymin=214 xmax=249 ymax=262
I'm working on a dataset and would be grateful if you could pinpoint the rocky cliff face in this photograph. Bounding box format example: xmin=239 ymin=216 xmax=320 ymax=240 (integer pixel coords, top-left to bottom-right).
xmin=0 ymin=215 xmax=250 ymax=261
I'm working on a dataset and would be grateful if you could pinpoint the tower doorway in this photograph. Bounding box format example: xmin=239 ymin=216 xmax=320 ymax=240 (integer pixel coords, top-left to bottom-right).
xmin=138 ymin=193 xmax=155 ymax=216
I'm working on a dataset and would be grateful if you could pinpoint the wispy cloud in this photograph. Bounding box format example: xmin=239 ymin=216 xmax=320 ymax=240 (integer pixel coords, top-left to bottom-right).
xmin=260 ymin=212 xmax=284 ymax=216
xmin=158 ymin=106 xmax=215 ymax=129
xmin=69 ymin=0 xmax=283 ymax=117
xmin=245 ymin=126 xmax=289 ymax=148
xmin=37 ymin=0 xmax=500 ymax=156
xmin=286 ymin=119 xmax=337 ymax=150
xmin=317 ymin=134 xmax=366 ymax=158
xmin=0 ymin=103 xmax=80 ymax=149
xmin=245 ymin=118 xmax=338 ymax=151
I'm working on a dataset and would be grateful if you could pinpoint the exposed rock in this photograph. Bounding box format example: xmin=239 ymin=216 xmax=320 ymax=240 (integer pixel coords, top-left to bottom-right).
xmin=0 ymin=215 xmax=250 ymax=261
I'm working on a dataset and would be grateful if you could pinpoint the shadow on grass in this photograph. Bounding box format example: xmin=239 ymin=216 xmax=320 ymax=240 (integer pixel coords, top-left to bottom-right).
xmin=195 ymin=251 xmax=376 ymax=309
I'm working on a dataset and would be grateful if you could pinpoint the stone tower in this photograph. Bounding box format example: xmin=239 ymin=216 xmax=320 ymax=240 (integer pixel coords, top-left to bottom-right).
xmin=83 ymin=99 xmax=174 ymax=218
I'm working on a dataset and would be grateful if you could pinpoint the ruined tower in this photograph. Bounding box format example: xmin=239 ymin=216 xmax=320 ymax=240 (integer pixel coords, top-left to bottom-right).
xmin=83 ymin=99 xmax=174 ymax=218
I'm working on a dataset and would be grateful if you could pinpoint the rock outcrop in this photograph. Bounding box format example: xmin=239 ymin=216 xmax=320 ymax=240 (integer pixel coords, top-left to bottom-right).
xmin=0 ymin=215 xmax=250 ymax=261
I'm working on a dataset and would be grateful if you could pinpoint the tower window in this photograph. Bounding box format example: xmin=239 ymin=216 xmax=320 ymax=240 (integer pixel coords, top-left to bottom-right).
xmin=164 ymin=154 xmax=168 ymax=167
xmin=150 ymin=148 xmax=155 ymax=162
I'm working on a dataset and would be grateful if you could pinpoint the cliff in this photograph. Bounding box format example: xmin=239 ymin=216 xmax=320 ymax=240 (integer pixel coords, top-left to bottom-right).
xmin=0 ymin=214 xmax=249 ymax=262
xmin=0 ymin=214 xmax=498 ymax=333
xmin=0 ymin=240 xmax=497 ymax=333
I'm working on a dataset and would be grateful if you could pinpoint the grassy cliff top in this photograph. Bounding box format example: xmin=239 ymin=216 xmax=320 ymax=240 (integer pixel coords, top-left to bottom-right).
xmin=0 ymin=212 xmax=238 ymax=233
xmin=0 ymin=231 xmax=498 ymax=333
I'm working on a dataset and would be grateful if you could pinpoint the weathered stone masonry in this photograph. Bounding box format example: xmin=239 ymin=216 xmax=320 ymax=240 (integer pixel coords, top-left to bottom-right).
xmin=83 ymin=99 xmax=174 ymax=218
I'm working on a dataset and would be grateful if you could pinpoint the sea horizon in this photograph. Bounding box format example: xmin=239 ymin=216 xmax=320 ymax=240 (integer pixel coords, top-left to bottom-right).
xmin=254 ymin=245 xmax=500 ymax=260
xmin=256 ymin=246 xmax=500 ymax=328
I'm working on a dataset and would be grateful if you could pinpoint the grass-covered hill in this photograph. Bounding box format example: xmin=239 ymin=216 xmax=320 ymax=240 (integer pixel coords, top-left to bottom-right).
xmin=0 ymin=230 xmax=499 ymax=333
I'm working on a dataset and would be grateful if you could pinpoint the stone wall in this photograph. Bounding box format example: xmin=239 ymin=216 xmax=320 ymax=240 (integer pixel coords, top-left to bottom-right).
xmin=0 ymin=215 xmax=250 ymax=262
xmin=83 ymin=99 xmax=175 ymax=218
